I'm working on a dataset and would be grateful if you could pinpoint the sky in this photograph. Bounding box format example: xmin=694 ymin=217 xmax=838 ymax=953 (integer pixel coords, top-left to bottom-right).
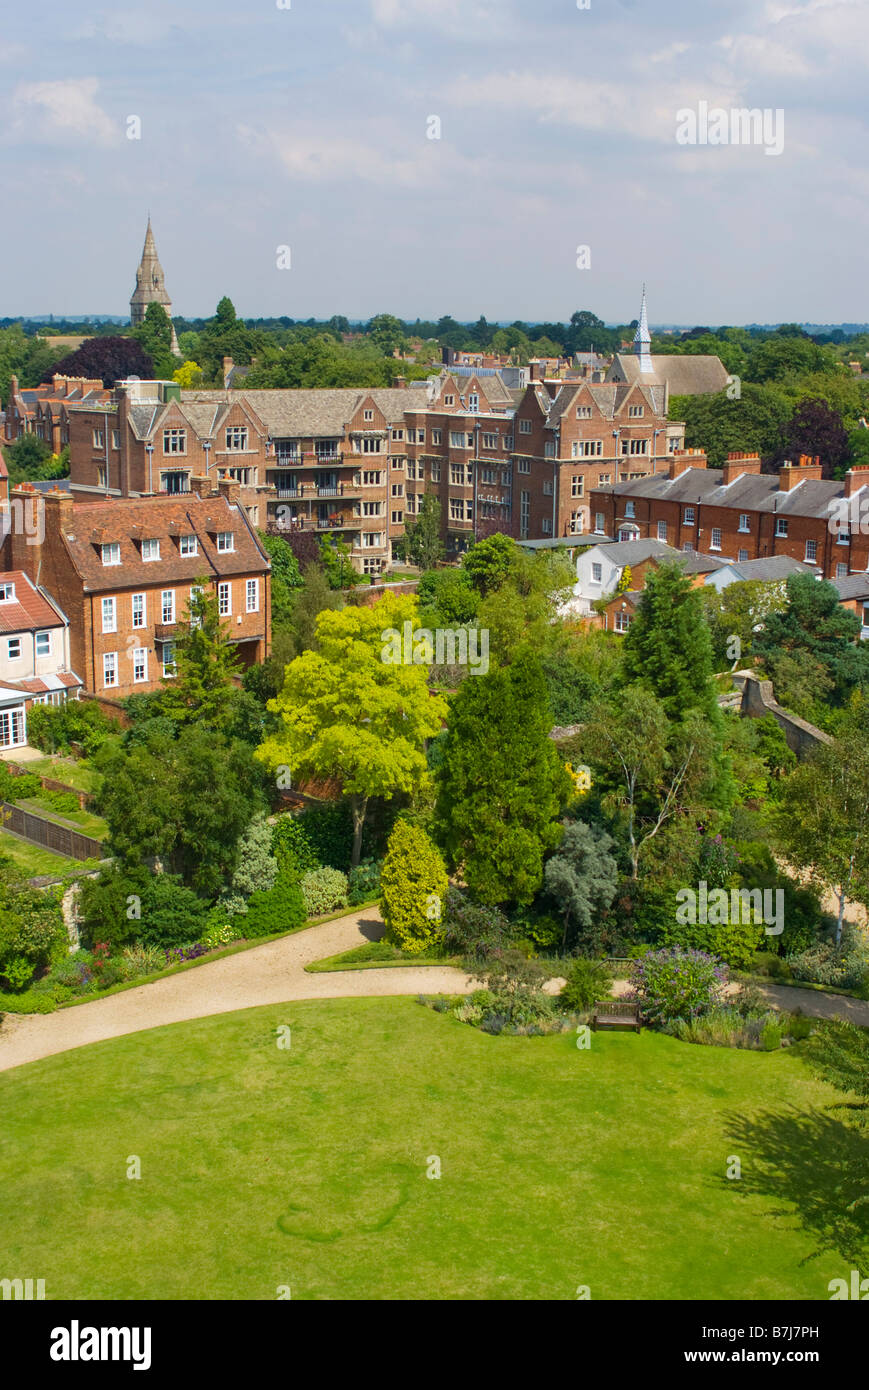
xmin=2 ymin=0 xmax=867 ymax=325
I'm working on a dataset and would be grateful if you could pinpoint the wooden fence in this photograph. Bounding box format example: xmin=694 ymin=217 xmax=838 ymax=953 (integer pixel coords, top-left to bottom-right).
xmin=1 ymin=802 xmax=103 ymax=861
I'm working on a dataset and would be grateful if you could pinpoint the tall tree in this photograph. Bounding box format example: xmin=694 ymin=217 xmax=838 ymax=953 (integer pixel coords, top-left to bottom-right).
xmin=398 ymin=494 xmax=445 ymax=570
xmin=257 ymin=595 xmax=447 ymax=865
xmin=621 ymin=563 xmax=719 ymax=721
xmin=754 ymin=574 xmax=869 ymax=707
xmin=543 ymin=820 xmax=620 ymax=950
xmin=160 ymin=586 xmax=243 ymax=730
xmin=434 ymin=649 xmax=572 ymax=904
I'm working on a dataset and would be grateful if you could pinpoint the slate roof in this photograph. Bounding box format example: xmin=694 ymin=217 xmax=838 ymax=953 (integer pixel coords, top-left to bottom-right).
xmin=716 ymin=556 xmax=819 ymax=582
xmin=55 ymin=494 xmax=270 ymax=592
xmin=181 ymin=387 xmax=431 ymax=437
xmin=607 ymin=353 xmax=729 ymax=395
xmin=593 ymin=465 xmax=850 ymax=521
xmin=587 ymin=538 xmax=723 ymax=573
xmin=0 ymin=571 xmax=67 ymax=633
xmin=832 ymin=574 xmax=869 ymax=602
xmin=544 ymin=380 xmax=669 ymax=427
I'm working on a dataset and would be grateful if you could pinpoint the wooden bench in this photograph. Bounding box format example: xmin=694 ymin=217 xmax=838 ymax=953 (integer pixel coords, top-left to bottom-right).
xmin=592 ymin=1000 xmax=641 ymax=1033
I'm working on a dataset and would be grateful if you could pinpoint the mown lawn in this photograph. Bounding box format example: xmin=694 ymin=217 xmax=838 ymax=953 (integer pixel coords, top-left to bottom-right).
xmin=1 ymin=998 xmax=865 ymax=1301
xmin=0 ymin=830 xmax=96 ymax=879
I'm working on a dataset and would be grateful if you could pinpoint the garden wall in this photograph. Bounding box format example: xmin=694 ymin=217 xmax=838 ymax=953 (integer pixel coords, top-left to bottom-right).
xmin=734 ymin=673 xmax=832 ymax=756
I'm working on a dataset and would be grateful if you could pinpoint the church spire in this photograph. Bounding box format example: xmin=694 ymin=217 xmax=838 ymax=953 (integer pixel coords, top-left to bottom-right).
xmin=130 ymin=218 xmax=179 ymax=356
xmin=633 ymin=284 xmax=653 ymax=373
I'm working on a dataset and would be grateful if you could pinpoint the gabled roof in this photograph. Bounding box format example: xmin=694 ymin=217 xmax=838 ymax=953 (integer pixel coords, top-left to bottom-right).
xmin=607 ymin=353 xmax=728 ymax=395
xmin=715 ymin=555 xmax=819 ymax=583
xmin=586 ymin=538 xmax=724 ymax=573
xmin=180 ymin=387 xmax=430 ymax=436
xmin=0 ymin=571 xmax=67 ymax=634
xmin=831 ymin=573 xmax=869 ymax=602
xmin=593 ymin=466 xmax=848 ymax=521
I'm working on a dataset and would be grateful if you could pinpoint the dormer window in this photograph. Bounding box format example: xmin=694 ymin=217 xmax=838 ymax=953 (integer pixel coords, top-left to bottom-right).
xmin=101 ymin=543 xmax=121 ymax=566
xmin=216 ymin=531 xmax=235 ymax=553
xmin=141 ymin=538 xmax=160 ymax=561
xmin=179 ymin=534 xmax=198 ymax=557
xmin=628 ymin=405 xmax=644 ymax=418
xmin=0 ymin=583 xmax=15 ymax=602
xmin=576 ymin=406 xmax=592 ymax=419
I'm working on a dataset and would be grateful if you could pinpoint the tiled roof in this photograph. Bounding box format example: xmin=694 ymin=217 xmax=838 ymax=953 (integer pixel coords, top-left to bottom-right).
xmin=544 ymin=380 xmax=668 ymax=426
xmin=56 ymin=494 xmax=270 ymax=591
xmin=607 ymin=353 xmax=729 ymax=395
xmin=5 ymin=672 xmax=83 ymax=694
xmin=593 ymin=466 xmax=849 ymax=521
xmin=722 ymin=556 xmax=819 ymax=582
xmin=0 ymin=571 xmax=66 ymax=633
xmin=180 ymin=387 xmax=431 ymax=437
xmin=589 ymin=538 xmax=724 ymax=572
xmin=832 ymin=573 xmax=869 ymax=602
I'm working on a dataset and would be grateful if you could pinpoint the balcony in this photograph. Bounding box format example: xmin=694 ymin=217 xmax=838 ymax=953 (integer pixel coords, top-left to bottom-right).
xmin=153 ymin=623 xmax=177 ymax=643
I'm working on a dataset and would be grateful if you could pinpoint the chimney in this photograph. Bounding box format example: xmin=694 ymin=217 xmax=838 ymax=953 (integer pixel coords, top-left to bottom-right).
xmin=217 ymin=478 xmax=241 ymax=505
xmin=721 ymin=451 xmax=762 ymax=485
xmin=222 ymin=356 xmax=234 ymax=388
xmin=189 ymin=475 xmax=212 ymax=499
xmin=844 ymin=465 xmax=869 ymax=498
xmin=668 ymin=447 xmax=707 ymax=480
xmin=393 ymin=376 xmax=407 ymax=389
xmin=779 ymin=455 xmax=822 ymax=491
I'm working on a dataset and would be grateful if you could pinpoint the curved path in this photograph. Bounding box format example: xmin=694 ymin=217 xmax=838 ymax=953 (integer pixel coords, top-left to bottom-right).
xmin=1 ymin=908 xmax=867 ymax=1074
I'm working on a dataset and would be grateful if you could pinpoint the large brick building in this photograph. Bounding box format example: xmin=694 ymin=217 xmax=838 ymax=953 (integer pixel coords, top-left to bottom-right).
xmin=589 ymin=451 xmax=869 ymax=581
xmin=4 ymin=374 xmax=109 ymax=453
xmin=1 ymin=482 xmax=270 ymax=698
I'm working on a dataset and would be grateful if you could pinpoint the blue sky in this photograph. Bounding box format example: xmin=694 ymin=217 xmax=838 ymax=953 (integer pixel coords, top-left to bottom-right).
xmin=2 ymin=0 xmax=866 ymax=324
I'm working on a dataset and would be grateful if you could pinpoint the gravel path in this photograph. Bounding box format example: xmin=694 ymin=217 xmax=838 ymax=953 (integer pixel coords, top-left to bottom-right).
xmin=2 ymin=908 xmax=867 ymax=1074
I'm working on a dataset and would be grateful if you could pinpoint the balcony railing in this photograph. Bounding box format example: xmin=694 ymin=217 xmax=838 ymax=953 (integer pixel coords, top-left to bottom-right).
xmin=269 ymin=515 xmax=357 ymax=534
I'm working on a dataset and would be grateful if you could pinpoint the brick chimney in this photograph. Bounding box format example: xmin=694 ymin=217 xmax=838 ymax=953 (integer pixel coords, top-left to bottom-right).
xmin=392 ymin=376 xmax=407 ymax=389
xmin=222 ymin=356 xmax=234 ymax=388
xmin=844 ymin=465 xmax=869 ymax=497
xmin=217 ymin=478 xmax=241 ymax=505
xmin=189 ymin=475 xmax=212 ymax=499
xmin=721 ymin=451 xmax=762 ymax=485
xmin=668 ymin=447 xmax=707 ymax=480
xmin=779 ymin=455 xmax=823 ymax=491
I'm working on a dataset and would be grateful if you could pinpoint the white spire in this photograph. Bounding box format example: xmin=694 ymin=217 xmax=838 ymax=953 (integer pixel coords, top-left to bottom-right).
xmin=633 ymin=284 xmax=653 ymax=373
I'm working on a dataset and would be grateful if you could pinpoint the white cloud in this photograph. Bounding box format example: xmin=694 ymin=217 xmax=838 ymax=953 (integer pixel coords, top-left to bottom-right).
xmin=11 ymin=78 xmax=118 ymax=147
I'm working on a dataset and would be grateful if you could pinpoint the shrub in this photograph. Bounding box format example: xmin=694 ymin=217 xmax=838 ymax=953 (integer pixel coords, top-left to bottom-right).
xmin=0 ymin=880 xmax=67 ymax=988
xmin=0 ymin=989 xmax=57 ymax=1015
xmin=0 ymin=955 xmax=35 ymax=991
xmin=659 ymin=901 xmax=765 ymax=971
xmin=560 ymin=958 xmax=612 ymax=1012
xmin=241 ymin=873 xmax=306 ymax=939
xmin=38 ymin=789 xmax=80 ymax=815
xmin=787 ymin=923 xmax=869 ymax=991
xmin=666 ymin=1006 xmax=787 ymax=1050
xmin=381 ymin=821 xmax=448 ymax=955
xmin=787 ymin=1012 xmax=813 ymax=1041
xmin=134 ymin=877 xmax=209 ymax=950
xmin=0 ymin=765 xmax=41 ymax=801
xmin=301 ymin=867 xmax=349 ymax=917
xmin=26 ymin=699 xmax=117 ymax=757
xmin=347 ymin=858 xmax=382 ymax=905
xmin=199 ymin=917 xmax=244 ymax=951
xmin=442 ymin=887 xmax=514 ymax=963
xmin=631 ymin=947 xmax=728 ymax=1025
xmin=119 ymin=943 xmax=165 ymax=980
xmin=271 ymin=814 xmax=322 ymax=880
xmin=523 ymin=914 xmax=562 ymax=953
xmin=77 ymin=862 xmax=152 ymax=951
xmin=478 ymin=950 xmax=556 ymax=1028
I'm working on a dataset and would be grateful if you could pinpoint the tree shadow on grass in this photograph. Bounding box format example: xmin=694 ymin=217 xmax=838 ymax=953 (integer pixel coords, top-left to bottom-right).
xmin=724 ymin=1104 xmax=869 ymax=1268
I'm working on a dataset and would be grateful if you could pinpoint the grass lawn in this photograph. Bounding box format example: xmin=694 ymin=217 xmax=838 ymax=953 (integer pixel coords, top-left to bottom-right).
xmin=306 ymin=939 xmax=459 ymax=972
xmin=11 ymin=798 xmax=107 ymax=841
xmin=1 ymin=998 xmax=865 ymax=1300
xmin=22 ymin=756 xmax=100 ymax=796
xmin=0 ymin=829 xmax=98 ymax=879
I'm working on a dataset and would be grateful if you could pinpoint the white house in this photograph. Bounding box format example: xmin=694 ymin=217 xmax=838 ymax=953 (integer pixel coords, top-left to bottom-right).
xmin=0 ymin=572 xmax=82 ymax=727
xmin=702 ymin=554 xmax=818 ymax=593
xmin=563 ymin=538 xmax=722 ymax=615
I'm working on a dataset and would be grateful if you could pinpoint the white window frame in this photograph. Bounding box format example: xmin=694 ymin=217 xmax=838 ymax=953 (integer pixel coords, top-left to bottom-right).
xmin=101 ymin=597 xmax=117 ymax=634
xmin=103 ymin=652 xmax=118 ymax=688
xmin=246 ymin=578 xmax=259 ymax=613
xmin=218 ymin=582 xmax=231 ymax=616
xmin=132 ymin=647 xmax=148 ymax=684
xmin=132 ymin=593 xmax=146 ymax=629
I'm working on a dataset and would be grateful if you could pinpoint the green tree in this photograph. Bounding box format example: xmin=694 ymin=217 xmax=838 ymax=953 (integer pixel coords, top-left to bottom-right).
xmin=399 ymin=494 xmax=445 ymax=570
xmin=434 ymin=649 xmax=572 ymax=904
xmin=367 ymin=313 xmax=407 ymax=356
xmin=543 ymin=820 xmax=620 ymax=950
xmin=257 ymin=531 xmax=303 ymax=631
xmin=671 ymin=383 xmax=792 ymax=468
xmin=461 ymin=532 xmax=519 ymax=596
xmin=381 ymin=820 xmax=448 ymax=953
xmin=622 ymin=564 xmax=719 ymax=721
xmin=776 ymin=730 xmax=869 ymax=942
xmin=755 ymin=574 xmax=869 ymax=707
xmin=257 ymin=595 xmax=447 ymax=866
xmin=160 ymin=586 xmax=243 ymax=730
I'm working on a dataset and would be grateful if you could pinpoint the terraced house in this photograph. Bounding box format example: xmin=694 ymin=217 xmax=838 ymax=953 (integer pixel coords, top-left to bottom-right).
xmin=1 ymin=483 xmax=270 ymax=698
xmin=3 ymin=374 xmax=110 ymax=453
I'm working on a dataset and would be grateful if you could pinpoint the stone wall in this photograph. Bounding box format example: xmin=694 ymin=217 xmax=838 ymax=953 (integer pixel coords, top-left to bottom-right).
xmin=733 ymin=672 xmax=832 ymax=756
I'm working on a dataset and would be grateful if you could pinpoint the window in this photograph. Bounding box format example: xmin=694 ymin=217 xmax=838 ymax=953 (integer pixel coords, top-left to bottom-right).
xmin=161 ymin=590 xmax=175 ymax=624
xmin=432 ymin=429 xmax=443 ymax=445
xmin=391 ymin=510 xmax=404 ymax=525
xmin=683 ymin=507 xmax=695 ymax=525
xmin=97 ymin=466 xmax=108 ymax=489
xmin=391 ymin=483 xmax=404 ymax=497
xmin=595 ymin=512 xmax=605 ymax=533
xmin=482 ymin=433 xmax=499 ymax=450
xmin=363 ymin=557 xmax=383 ymax=575
xmin=543 ymin=479 xmax=553 ymax=496
xmin=541 ymin=518 xmax=552 ymax=535
xmin=363 ymin=410 xmax=374 ymax=421
xmin=101 ymin=543 xmax=121 ymax=566
xmin=0 ymin=706 xmax=25 ymax=747
xmin=738 ymin=549 xmax=749 ymax=562
xmin=162 ymin=470 xmax=189 ymax=495
xmin=7 ymin=637 xmax=21 ymax=660
xmin=132 ymin=647 xmax=148 ymax=683
xmin=362 ymin=470 xmax=383 ymax=486
xmin=738 ymin=514 xmax=751 ymax=532
xmin=361 ymin=532 xmax=384 ymax=548
xmin=179 ymin=534 xmax=198 ymax=556
xmin=571 ymin=476 xmax=584 ymax=497
xmin=624 ymin=501 xmax=635 ymax=518
xmin=0 ymin=583 xmax=15 ymax=602
xmin=449 ymin=499 xmax=463 ymax=521
xmin=504 ymin=436 xmax=513 ymax=450
xmin=805 ymin=539 xmax=818 ymax=562
xmin=836 ymin=528 xmax=850 ymax=545
xmin=391 ymin=428 xmax=404 ymax=441
xmin=430 ymin=462 xmax=441 ymax=482
xmin=390 ymin=457 xmax=405 ymax=470
xmin=141 ymin=538 xmax=160 ymax=561
xmin=132 ymin=593 xmax=146 ymax=628
xmin=572 ymin=440 xmax=603 ymax=458
xmin=836 ymin=562 xmax=848 ymax=578
xmin=361 ymin=501 xmax=383 ymax=517
xmin=468 ymin=393 xmax=479 ymax=412
xmin=35 ymin=630 xmax=51 ymax=657
xmin=599 ymin=473 xmax=611 ymax=486
xmin=520 ymin=490 xmax=530 ymax=540
xmin=111 ymin=430 xmax=120 ymax=450
xmin=246 ymin=578 xmax=259 ymax=613
xmin=576 ymin=406 xmax=592 ymax=419
xmin=614 ymin=610 xmax=631 ymax=633
xmin=103 ymin=652 xmax=118 ymax=688
xmin=570 ymin=510 xmax=583 ymax=534
xmin=775 ymin=518 xmax=788 ymax=537
xmin=218 ymin=583 xmax=231 ymax=616
xmin=591 ymin=563 xmax=603 ymax=584
xmin=517 ymin=458 xmax=530 ymax=474
xmin=544 ymin=441 xmax=557 ymax=459
xmin=621 ymin=438 xmax=649 ymax=455
xmin=216 ymin=532 xmax=235 ymax=553
xmin=710 ymin=528 xmax=722 ymax=550
xmin=225 ymin=426 xmax=248 ymax=451
xmin=163 ymin=428 xmax=186 ymax=455
xmin=657 ymin=521 xmax=667 ymax=541
xmin=481 ymin=467 xmax=496 ymax=484
xmin=683 ymin=543 xmax=695 ymax=553
xmin=443 ymin=395 xmax=454 ymax=407
xmin=92 ymin=428 xmax=104 ymax=448
xmin=519 ymin=420 xmax=532 ymax=435
xmin=162 ymin=643 xmax=176 ymax=678
xmin=361 ymin=437 xmax=382 ymax=454
xmin=101 ymin=597 xmax=116 ymax=634
xmin=628 ymin=405 xmax=644 ymax=418
xmin=449 ymin=431 xmax=467 ymax=448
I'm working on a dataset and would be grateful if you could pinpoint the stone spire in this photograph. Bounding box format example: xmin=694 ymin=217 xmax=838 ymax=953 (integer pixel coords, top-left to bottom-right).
xmin=633 ymin=284 xmax=653 ymax=374
xmin=130 ymin=218 xmax=179 ymax=355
